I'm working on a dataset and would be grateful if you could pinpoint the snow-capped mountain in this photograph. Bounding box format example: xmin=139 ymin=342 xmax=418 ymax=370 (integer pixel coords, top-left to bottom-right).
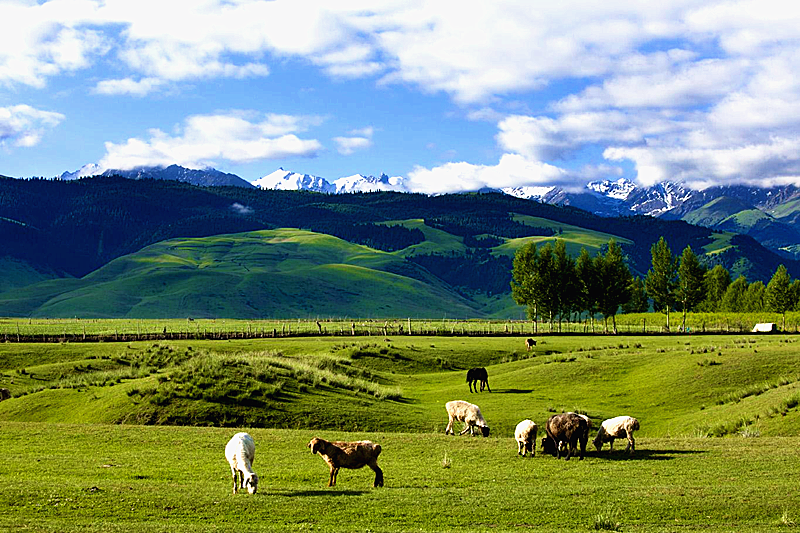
xmin=332 ymin=173 xmax=405 ymax=193
xmin=253 ymin=168 xmax=334 ymax=192
xmin=499 ymin=185 xmax=555 ymax=201
xmin=253 ymin=169 xmax=405 ymax=194
xmin=586 ymin=178 xmax=637 ymax=201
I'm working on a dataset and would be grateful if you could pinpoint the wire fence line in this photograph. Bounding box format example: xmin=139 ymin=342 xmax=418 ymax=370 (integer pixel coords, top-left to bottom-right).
xmin=1 ymin=314 xmax=798 ymax=343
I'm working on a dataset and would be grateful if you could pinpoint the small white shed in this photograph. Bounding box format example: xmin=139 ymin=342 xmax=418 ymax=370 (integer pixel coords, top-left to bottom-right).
xmin=752 ymin=323 xmax=777 ymax=333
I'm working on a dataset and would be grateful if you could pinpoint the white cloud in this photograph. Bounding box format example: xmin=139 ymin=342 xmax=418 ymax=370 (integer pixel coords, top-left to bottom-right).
xmin=0 ymin=105 xmax=65 ymax=148
xmin=93 ymin=77 xmax=164 ymax=97
xmin=333 ymin=126 xmax=374 ymax=155
xmin=404 ymin=153 xmax=570 ymax=195
xmin=98 ymin=111 xmax=323 ymax=170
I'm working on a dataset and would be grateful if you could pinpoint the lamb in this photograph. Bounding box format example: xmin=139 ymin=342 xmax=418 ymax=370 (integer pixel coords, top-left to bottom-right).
xmin=444 ymin=400 xmax=490 ymax=437
xmin=0 ymin=388 xmax=11 ymax=401
xmin=541 ymin=412 xmax=588 ymax=460
xmin=593 ymin=416 xmax=639 ymax=453
xmin=525 ymin=338 xmax=537 ymax=351
xmin=225 ymin=432 xmax=259 ymax=495
xmin=514 ymin=419 xmax=538 ymax=457
xmin=307 ymin=437 xmax=384 ymax=488
xmin=466 ymin=367 xmax=491 ymax=393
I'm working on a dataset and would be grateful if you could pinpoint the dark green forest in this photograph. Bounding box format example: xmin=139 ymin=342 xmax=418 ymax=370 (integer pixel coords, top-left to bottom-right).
xmin=1 ymin=175 xmax=797 ymax=297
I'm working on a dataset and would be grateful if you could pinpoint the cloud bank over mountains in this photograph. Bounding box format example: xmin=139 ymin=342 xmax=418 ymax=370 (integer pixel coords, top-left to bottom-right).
xmin=2 ymin=1 xmax=800 ymax=193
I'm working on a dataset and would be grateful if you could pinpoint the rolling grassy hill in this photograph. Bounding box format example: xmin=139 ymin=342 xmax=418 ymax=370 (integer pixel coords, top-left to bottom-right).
xmin=0 ymin=229 xmax=480 ymax=319
xmin=2 ymin=335 xmax=798 ymax=437
xmin=2 ymin=334 xmax=800 ymax=531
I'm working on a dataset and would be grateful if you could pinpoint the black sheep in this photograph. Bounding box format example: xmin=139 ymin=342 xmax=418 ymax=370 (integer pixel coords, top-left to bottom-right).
xmin=466 ymin=367 xmax=490 ymax=393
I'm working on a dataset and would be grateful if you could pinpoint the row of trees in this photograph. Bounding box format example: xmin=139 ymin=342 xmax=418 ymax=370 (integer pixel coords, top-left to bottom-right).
xmin=511 ymin=237 xmax=800 ymax=333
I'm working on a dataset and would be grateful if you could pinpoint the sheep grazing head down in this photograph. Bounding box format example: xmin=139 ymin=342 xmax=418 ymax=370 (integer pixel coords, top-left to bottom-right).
xmin=244 ymin=473 xmax=259 ymax=494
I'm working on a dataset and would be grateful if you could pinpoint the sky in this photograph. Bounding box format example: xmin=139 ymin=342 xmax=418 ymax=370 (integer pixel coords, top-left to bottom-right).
xmin=2 ymin=0 xmax=800 ymax=194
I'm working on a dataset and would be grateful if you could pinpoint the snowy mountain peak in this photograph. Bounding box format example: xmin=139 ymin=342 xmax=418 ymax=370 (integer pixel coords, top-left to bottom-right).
xmin=252 ymin=169 xmax=334 ymax=193
xmin=500 ymin=185 xmax=556 ymax=201
xmin=586 ymin=177 xmax=636 ymax=200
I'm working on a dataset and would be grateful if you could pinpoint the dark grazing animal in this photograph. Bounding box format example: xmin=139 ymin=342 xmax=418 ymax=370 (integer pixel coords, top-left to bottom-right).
xmin=0 ymin=388 xmax=10 ymax=401
xmin=466 ymin=367 xmax=491 ymax=393
xmin=308 ymin=437 xmax=384 ymax=488
xmin=525 ymin=338 xmax=537 ymax=351
xmin=541 ymin=413 xmax=589 ymax=460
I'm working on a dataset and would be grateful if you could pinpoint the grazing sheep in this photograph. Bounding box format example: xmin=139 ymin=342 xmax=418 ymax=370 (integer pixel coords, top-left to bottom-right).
xmin=593 ymin=416 xmax=639 ymax=453
xmin=445 ymin=400 xmax=490 ymax=437
xmin=541 ymin=412 xmax=588 ymax=460
xmin=525 ymin=338 xmax=537 ymax=351
xmin=514 ymin=419 xmax=538 ymax=457
xmin=466 ymin=367 xmax=491 ymax=393
xmin=307 ymin=437 xmax=384 ymax=488
xmin=0 ymin=388 xmax=11 ymax=401
xmin=225 ymin=432 xmax=259 ymax=495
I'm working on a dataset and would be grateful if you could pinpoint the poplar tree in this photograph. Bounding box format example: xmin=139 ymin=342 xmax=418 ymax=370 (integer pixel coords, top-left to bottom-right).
xmin=766 ymin=265 xmax=792 ymax=331
xmin=645 ymin=237 xmax=678 ymax=330
xmin=595 ymin=239 xmax=632 ymax=334
xmin=677 ymin=245 xmax=706 ymax=332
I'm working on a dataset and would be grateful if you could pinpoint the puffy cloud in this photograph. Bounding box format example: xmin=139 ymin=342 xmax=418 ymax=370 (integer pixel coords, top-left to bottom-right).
xmin=404 ymin=153 xmax=570 ymax=195
xmin=93 ymin=77 xmax=164 ymax=97
xmin=99 ymin=112 xmax=323 ymax=170
xmin=0 ymin=105 xmax=65 ymax=148
xmin=333 ymin=126 xmax=374 ymax=155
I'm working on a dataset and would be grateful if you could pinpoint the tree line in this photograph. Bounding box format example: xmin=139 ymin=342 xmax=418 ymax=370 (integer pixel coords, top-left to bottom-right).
xmin=511 ymin=236 xmax=800 ymax=333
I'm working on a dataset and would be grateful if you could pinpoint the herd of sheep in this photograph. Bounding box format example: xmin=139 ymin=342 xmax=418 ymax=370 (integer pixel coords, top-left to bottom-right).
xmin=226 ymin=359 xmax=640 ymax=494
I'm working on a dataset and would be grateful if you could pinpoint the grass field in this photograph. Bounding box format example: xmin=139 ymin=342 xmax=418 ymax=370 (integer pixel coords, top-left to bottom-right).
xmin=2 ymin=334 xmax=800 ymax=531
xmin=2 ymin=423 xmax=799 ymax=532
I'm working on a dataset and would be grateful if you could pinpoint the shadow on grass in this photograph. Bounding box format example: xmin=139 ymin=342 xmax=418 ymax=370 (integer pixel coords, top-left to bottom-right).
xmin=278 ymin=489 xmax=369 ymax=497
xmin=589 ymin=448 xmax=706 ymax=461
xmin=496 ymin=388 xmax=534 ymax=394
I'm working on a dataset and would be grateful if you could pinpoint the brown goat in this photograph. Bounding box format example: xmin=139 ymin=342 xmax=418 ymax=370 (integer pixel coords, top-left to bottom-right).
xmin=307 ymin=437 xmax=384 ymax=488
xmin=0 ymin=388 xmax=11 ymax=401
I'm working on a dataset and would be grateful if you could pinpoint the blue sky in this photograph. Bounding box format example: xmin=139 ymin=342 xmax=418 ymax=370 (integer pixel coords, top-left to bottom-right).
xmin=2 ymin=0 xmax=800 ymax=193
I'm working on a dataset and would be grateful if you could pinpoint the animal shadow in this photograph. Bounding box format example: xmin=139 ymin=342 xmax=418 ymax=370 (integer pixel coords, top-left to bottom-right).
xmin=279 ymin=489 xmax=369 ymax=497
xmin=592 ymin=448 xmax=705 ymax=461
xmin=497 ymin=389 xmax=533 ymax=394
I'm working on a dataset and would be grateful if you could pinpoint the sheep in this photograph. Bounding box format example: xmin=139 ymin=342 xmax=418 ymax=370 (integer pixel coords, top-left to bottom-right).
xmin=466 ymin=367 xmax=491 ymax=393
xmin=593 ymin=416 xmax=639 ymax=453
xmin=514 ymin=419 xmax=538 ymax=457
xmin=525 ymin=338 xmax=537 ymax=351
xmin=307 ymin=437 xmax=384 ymax=488
xmin=225 ymin=432 xmax=259 ymax=495
xmin=445 ymin=400 xmax=490 ymax=437
xmin=541 ymin=412 xmax=588 ymax=460
xmin=540 ymin=412 xmax=591 ymax=457
xmin=0 ymin=388 xmax=11 ymax=401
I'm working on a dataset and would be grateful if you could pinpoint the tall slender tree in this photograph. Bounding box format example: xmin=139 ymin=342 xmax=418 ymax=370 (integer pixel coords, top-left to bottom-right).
xmin=766 ymin=264 xmax=792 ymax=331
xmin=743 ymin=281 xmax=766 ymax=312
xmin=511 ymin=242 xmax=541 ymax=331
xmin=677 ymin=245 xmax=707 ymax=331
xmin=595 ymin=239 xmax=632 ymax=333
xmin=622 ymin=277 xmax=649 ymax=314
xmin=576 ymin=247 xmax=599 ymax=331
xmin=645 ymin=237 xmax=678 ymax=330
xmin=721 ymin=276 xmax=748 ymax=312
xmin=700 ymin=265 xmax=731 ymax=312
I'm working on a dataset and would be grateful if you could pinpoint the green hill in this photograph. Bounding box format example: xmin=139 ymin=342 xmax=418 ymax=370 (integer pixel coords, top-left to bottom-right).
xmin=1 ymin=335 xmax=799 ymax=438
xmin=0 ymin=229 xmax=479 ymax=319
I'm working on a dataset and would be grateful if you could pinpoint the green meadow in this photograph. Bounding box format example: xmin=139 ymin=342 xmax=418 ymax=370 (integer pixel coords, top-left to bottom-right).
xmin=1 ymin=334 xmax=800 ymax=531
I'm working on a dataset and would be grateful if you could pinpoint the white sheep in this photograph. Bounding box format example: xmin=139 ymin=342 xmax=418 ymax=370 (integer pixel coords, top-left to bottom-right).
xmin=225 ymin=432 xmax=259 ymax=494
xmin=593 ymin=416 xmax=639 ymax=453
xmin=445 ymin=400 xmax=490 ymax=437
xmin=514 ymin=419 xmax=537 ymax=457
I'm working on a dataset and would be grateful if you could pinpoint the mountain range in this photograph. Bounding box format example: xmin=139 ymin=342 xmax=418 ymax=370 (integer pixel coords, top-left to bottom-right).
xmin=1 ymin=172 xmax=798 ymax=319
xmin=50 ymin=163 xmax=800 ymax=262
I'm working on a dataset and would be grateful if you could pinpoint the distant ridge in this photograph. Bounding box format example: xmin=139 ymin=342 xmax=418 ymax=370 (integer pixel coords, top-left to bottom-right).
xmin=58 ymin=164 xmax=255 ymax=189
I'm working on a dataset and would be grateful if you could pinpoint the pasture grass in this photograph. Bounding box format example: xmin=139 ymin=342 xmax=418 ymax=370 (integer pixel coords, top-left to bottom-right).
xmin=1 ymin=423 xmax=799 ymax=532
